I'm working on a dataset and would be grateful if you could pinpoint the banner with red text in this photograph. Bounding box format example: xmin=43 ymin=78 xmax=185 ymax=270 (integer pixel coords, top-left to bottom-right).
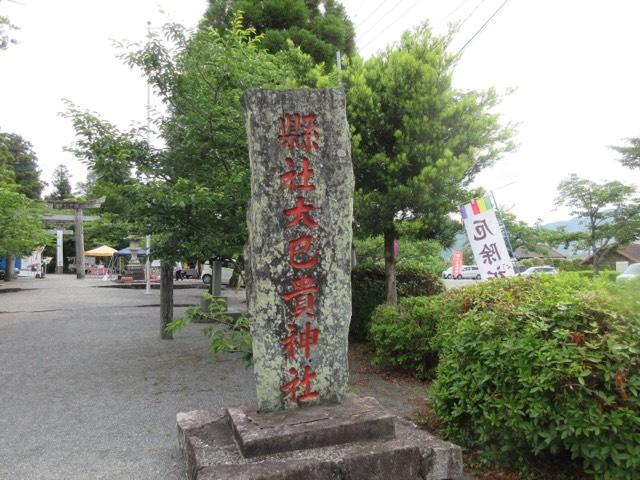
xmin=461 ymin=197 xmax=515 ymax=280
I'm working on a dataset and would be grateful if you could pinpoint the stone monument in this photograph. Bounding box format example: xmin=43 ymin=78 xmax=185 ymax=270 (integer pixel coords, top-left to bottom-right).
xmin=124 ymin=236 xmax=145 ymax=280
xmin=176 ymin=89 xmax=463 ymax=479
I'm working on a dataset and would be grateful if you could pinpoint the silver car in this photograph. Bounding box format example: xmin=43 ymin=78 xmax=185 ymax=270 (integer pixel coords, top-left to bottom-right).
xmin=617 ymin=263 xmax=640 ymax=282
xmin=519 ymin=266 xmax=559 ymax=276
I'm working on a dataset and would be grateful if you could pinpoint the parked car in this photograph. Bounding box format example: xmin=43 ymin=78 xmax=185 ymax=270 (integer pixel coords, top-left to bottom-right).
xmin=459 ymin=265 xmax=481 ymax=280
xmin=442 ymin=266 xmax=481 ymax=280
xmin=201 ymin=259 xmax=236 ymax=285
xmin=616 ymin=263 xmax=640 ymax=282
xmin=519 ymin=266 xmax=558 ymax=276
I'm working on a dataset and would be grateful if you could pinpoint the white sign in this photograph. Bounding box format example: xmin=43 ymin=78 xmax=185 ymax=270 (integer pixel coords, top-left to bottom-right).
xmin=463 ymin=209 xmax=515 ymax=280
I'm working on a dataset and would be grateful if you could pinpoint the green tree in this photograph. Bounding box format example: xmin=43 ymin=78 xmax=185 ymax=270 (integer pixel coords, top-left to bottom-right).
xmin=612 ymin=137 xmax=640 ymax=170
xmin=46 ymin=164 xmax=73 ymax=200
xmin=0 ymin=165 xmax=45 ymax=281
xmin=66 ymin=17 xmax=333 ymax=337
xmin=0 ymin=131 xmax=44 ymax=199
xmin=344 ymin=24 xmax=514 ymax=304
xmin=555 ymin=174 xmax=640 ymax=275
xmin=115 ymin=16 xmax=334 ymax=260
xmin=0 ymin=0 xmax=17 ymax=51
xmin=203 ymin=0 xmax=355 ymax=67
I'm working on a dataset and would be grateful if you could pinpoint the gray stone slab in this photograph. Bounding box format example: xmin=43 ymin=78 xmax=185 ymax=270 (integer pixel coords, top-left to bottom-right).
xmin=243 ymin=88 xmax=354 ymax=412
xmin=177 ymin=398 xmax=463 ymax=480
xmin=226 ymin=395 xmax=395 ymax=458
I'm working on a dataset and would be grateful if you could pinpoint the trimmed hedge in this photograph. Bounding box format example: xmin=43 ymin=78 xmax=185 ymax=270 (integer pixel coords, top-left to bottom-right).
xmin=350 ymin=262 xmax=444 ymax=340
xmin=370 ymin=296 xmax=461 ymax=380
xmin=575 ymin=270 xmax=619 ymax=282
xmin=430 ymin=275 xmax=640 ymax=478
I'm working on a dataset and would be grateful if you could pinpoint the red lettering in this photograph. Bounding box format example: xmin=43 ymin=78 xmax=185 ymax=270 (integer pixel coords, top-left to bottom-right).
xmin=300 ymin=114 xmax=320 ymax=152
xmin=281 ymin=365 xmax=318 ymax=404
xmin=280 ymin=157 xmax=316 ymax=193
xmin=298 ymin=321 xmax=319 ymax=360
xmin=278 ymin=113 xmax=300 ymax=150
xmin=279 ymin=321 xmax=320 ymax=361
xmin=283 ymin=274 xmax=319 ymax=302
xmin=283 ymin=196 xmax=318 ymax=229
xmin=289 ymin=235 xmax=317 ymax=269
xmin=280 ymin=324 xmax=298 ymax=360
xmin=279 ymin=157 xmax=296 ymax=192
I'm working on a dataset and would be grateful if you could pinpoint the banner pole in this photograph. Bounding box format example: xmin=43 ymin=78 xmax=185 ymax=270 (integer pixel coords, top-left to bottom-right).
xmin=490 ymin=191 xmax=518 ymax=265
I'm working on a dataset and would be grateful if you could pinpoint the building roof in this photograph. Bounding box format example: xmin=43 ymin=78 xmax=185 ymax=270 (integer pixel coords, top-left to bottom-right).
xmin=581 ymin=242 xmax=640 ymax=265
xmin=515 ymin=244 xmax=566 ymax=260
xmin=617 ymin=243 xmax=640 ymax=262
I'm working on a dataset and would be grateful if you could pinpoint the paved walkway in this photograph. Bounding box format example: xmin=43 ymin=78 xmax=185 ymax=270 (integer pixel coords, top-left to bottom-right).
xmin=0 ymin=274 xmax=432 ymax=479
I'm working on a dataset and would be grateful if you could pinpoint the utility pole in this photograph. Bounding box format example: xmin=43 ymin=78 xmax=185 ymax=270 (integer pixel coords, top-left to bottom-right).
xmin=144 ymin=20 xmax=152 ymax=295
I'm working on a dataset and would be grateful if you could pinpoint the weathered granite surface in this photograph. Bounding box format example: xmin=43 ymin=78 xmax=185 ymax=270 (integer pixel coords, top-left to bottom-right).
xmin=226 ymin=395 xmax=395 ymax=458
xmin=243 ymin=89 xmax=354 ymax=412
xmin=177 ymin=397 xmax=463 ymax=480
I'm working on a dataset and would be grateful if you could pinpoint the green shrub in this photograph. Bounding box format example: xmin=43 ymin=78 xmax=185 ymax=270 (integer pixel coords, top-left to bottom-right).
xmin=370 ymin=296 xmax=461 ymax=380
xmin=431 ymin=274 xmax=640 ymax=479
xmin=574 ymin=270 xmax=619 ymax=282
xmin=350 ymin=262 xmax=444 ymax=340
xmin=519 ymin=257 xmax=616 ymax=272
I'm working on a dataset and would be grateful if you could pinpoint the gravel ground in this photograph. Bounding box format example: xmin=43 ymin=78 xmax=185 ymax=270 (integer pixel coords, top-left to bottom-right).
xmin=0 ymin=274 xmax=434 ymax=480
xmin=0 ymin=275 xmax=254 ymax=480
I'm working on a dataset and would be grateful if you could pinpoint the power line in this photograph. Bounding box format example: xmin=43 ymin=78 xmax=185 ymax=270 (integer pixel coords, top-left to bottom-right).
xmin=358 ymin=0 xmax=415 ymax=45
xmin=358 ymin=0 xmax=423 ymax=54
xmin=458 ymin=0 xmax=489 ymax=30
xmin=355 ymin=0 xmax=389 ymax=30
xmin=456 ymin=0 xmax=511 ymax=56
xmin=435 ymin=0 xmax=476 ymax=26
xmin=352 ymin=0 xmax=375 ymax=26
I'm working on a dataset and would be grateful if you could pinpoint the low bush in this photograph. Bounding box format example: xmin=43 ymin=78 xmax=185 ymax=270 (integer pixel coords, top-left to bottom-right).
xmin=574 ymin=270 xmax=619 ymax=282
xmin=350 ymin=262 xmax=444 ymax=340
xmin=370 ymin=296 xmax=461 ymax=380
xmin=431 ymin=274 xmax=640 ymax=479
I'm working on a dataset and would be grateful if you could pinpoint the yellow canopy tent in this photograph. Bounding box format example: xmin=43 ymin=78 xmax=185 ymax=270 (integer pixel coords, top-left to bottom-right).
xmin=84 ymin=245 xmax=117 ymax=257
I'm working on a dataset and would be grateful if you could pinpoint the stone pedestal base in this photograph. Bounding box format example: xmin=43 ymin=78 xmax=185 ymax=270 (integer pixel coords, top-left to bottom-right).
xmin=177 ymin=396 xmax=463 ymax=480
xmin=125 ymin=264 xmax=145 ymax=280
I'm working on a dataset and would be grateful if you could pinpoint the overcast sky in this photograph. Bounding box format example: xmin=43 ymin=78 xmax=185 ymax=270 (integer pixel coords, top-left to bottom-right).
xmin=1 ymin=0 xmax=639 ymax=224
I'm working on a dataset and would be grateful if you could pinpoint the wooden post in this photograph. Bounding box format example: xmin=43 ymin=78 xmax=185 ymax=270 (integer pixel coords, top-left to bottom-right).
xmin=160 ymin=262 xmax=174 ymax=340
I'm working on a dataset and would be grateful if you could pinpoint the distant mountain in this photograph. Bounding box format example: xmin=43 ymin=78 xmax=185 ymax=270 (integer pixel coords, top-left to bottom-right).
xmin=544 ymin=217 xmax=587 ymax=233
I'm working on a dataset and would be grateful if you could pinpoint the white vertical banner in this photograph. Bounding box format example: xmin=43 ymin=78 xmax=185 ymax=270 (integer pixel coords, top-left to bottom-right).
xmin=462 ymin=208 xmax=515 ymax=280
xmin=56 ymin=230 xmax=64 ymax=268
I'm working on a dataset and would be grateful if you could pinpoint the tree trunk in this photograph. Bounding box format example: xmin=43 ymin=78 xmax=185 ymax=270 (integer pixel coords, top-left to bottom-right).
xmin=384 ymin=230 xmax=398 ymax=305
xmin=213 ymin=260 xmax=222 ymax=297
xmin=160 ymin=262 xmax=174 ymax=340
xmin=592 ymin=252 xmax=601 ymax=277
xmin=5 ymin=255 xmax=15 ymax=282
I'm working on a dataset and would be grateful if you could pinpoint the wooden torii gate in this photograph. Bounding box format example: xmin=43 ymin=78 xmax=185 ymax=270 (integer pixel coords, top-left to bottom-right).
xmin=45 ymin=197 xmax=105 ymax=279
